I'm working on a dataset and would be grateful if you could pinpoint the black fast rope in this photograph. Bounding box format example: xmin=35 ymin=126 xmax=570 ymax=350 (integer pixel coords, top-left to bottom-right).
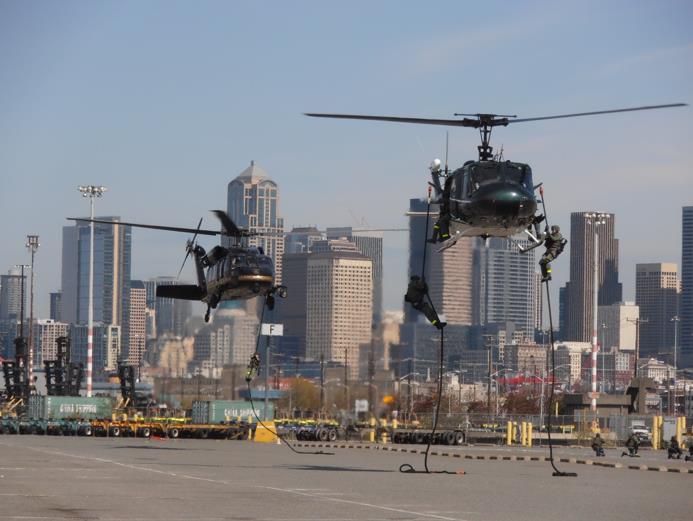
xmin=539 ymin=186 xmax=576 ymax=477
xmin=246 ymin=297 xmax=333 ymax=456
xmin=399 ymin=190 xmax=456 ymax=475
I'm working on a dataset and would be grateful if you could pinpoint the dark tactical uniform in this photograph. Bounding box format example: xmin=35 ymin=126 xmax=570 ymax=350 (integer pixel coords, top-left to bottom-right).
xmin=668 ymin=437 xmax=683 ymax=459
xmin=622 ymin=433 xmax=639 ymax=457
xmin=430 ymin=178 xmax=452 ymax=243
xmin=404 ymin=276 xmax=446 ymax=330
xmin=539 ymin=225 xmax=567 ymax=281
xmin=591 ymin=434 xmax=605 ymax=457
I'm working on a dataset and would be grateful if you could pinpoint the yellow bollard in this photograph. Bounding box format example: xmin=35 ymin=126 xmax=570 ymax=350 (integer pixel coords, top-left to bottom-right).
xmin=506 ymin=421 xmax=513 ymax=445
xmin=521 ymin=421 xmax=527 ymax=446
xmin=369 ymin=417 xmax=376 ymax=443
xmin=653 ymin=416 xmax=662 ymax=450
xmin=380 ymin=419 xmax=388 ymax=444
xmin=676 ymin=417 xmax=683 ymax=447
xmin=392 ymin=419 xmax=398 ymax=430
xmin=527 ymin=423 xmax=533 ymax=447
xmin=681 ymin=417 xmax=687 ymax=449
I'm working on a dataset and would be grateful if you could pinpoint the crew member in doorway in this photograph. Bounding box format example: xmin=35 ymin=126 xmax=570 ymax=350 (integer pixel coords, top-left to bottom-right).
xmin=404 ymin=276 xmax=446 ymax=330
xmin=539 ymin=225 xmax=567 ymax=282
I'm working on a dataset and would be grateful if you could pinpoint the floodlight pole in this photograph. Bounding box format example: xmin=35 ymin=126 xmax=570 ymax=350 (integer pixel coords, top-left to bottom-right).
xmin=79 ymin=185 xmax=107 ymax=397
xmin=26 ymin=235 xmax=40 ymax=387
xmin=585 ymin=212 xmax=609 ymax=413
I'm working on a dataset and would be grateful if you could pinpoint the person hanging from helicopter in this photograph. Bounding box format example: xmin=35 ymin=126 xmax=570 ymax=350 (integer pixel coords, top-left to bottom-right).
xmin=404 ymin=275 xmax=446 ymax=330
xmin=429 ymin=193 xmax=451 ymax=244
xmin=539 ymin=225 xmax=567 ymax=282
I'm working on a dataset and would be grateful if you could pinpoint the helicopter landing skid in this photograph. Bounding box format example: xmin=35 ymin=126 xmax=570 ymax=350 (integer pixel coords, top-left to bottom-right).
xmin=435 ymin=233 xmax=462 ymax=253
xmin=513 ymin=228 xmax=543 ymax=253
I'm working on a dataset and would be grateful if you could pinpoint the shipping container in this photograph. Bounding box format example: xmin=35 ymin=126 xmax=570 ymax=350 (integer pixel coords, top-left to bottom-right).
xmin=191 ymin=400 xmax=273 ymax=424
xmin=27 ymin=395 xmax=113 ymax=420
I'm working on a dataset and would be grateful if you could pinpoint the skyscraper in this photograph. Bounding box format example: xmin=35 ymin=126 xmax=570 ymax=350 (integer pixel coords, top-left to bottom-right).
xmin=565 ymin=211 xmax=622 ymax=342
xmin=127 ymin=280 xmax=147 ymax=366
xmin=473 ymin=236 xmax=535 ymax=336
xmin=49 ymin=292 xmax=62 ymax=321
xmin=226 ymin=161 xmax=285 ymax=282
xmin=304 ymin=239 xmax=372 ymax=378
xmin=32 ymin=319 xmax=69 ymax=366
xmin=405 ymin=198 xmax=473 ymax=326
xmin=327 ymin=227 xmax=383 ymax=324
xmin=285 ymin=226 xmax=322 ymax=253
xmin=146 ymin=277 xmax=193 ymax=338
xmin=635 ymin=263 xmax=679 ymax=359
xmin=0 ymin=268 xmax=26 ymax=321
xmin=60 ymin=217 xmax=132 ymax=330
xmin=681 ymin=206 xmax=693 ymax=368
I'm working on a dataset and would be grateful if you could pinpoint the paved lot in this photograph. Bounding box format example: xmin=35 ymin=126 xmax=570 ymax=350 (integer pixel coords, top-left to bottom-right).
xmin=0 ymin=436 xmax=689 ymax=521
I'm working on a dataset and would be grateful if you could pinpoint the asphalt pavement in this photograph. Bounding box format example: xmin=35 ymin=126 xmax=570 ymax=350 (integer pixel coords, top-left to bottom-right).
xmin=0 ymin=436 xmax=690 ymax=521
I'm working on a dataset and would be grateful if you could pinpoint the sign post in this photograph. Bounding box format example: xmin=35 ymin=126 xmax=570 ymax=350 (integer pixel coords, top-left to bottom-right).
xmin=261 ymin=324 xmax=283 ymax=420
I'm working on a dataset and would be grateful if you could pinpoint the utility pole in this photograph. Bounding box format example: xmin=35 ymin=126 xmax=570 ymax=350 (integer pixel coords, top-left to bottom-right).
xmin=600 ymin=323 xmax=607 ymax=393
xmin=627 ymin=317 xmax=648 ymax=381
xmin=78 ymin=185 xmax=107 ymax=397
xmin=368 ymin=327 xmax=375 ymax=417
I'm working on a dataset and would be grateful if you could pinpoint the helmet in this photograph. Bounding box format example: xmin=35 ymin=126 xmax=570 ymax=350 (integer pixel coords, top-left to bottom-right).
xmin=551 ymin=225 xmax=560 ymax=233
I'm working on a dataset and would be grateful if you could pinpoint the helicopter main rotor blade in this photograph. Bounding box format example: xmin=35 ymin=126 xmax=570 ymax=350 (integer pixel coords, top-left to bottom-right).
xmin=177 ymin=217 xmax=203 ymax=279
xmin=510 ymin=103 xmax=687 ymax=124
xmin=210 ymin=210 xmax=243 ymax=236
xmin=305 ymin=113 xmax=481 ymax=127
xmin=67 ymin=218 xmax=221 ymax=236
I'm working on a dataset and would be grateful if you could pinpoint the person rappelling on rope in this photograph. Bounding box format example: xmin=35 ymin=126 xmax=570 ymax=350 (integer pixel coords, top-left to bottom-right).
xmin=539 ymin=225 xmax=567 ymax=282
xmin=245 ymin=352 xmax=261 ymax=382
xmin=404 ymin=275 xmax=446 ymax=330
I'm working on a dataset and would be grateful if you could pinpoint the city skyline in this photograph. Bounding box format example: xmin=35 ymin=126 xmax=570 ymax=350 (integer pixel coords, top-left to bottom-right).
xmin=0 ymin=2 xmax=690 ymax=324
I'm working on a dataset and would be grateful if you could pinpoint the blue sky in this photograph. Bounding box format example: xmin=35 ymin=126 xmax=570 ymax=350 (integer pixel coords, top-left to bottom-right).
xmin=1 ymin=1 xmax=691 ymax=317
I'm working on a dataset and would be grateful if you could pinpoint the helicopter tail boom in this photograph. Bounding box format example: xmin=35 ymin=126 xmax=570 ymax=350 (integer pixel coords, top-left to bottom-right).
xmin=156 ymin=284 xmax=205 ymax=301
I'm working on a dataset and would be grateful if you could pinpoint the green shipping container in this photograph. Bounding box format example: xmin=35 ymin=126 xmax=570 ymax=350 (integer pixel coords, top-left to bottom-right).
xmin=27 ymin=395 xmax=113 ymax=420
xmin=191 ymin=400 xmax=274 ymax=424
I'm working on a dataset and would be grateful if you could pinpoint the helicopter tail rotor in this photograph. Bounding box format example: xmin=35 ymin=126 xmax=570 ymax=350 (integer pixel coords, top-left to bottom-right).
xmin=177 ymin=217 xmax=203 ymax=279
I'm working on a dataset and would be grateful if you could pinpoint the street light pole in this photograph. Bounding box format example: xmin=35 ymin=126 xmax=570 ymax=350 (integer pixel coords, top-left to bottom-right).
xmin=79 ymin=185 xmax=107 ymax=397
xmin=671 ymin=315 xmax=679 ymax=414
xmin=25 ymin=235 xmax=39 ymax=386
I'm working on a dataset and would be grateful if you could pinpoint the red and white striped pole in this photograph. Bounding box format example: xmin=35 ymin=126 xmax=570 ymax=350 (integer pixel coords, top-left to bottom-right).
xmin=79 ymin=185 xmax=106 ymax=397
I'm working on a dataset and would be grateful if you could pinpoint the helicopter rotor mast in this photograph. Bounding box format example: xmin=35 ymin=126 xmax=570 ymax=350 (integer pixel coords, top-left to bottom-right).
xmin=305 ymin=103 xmax=686 ymax=161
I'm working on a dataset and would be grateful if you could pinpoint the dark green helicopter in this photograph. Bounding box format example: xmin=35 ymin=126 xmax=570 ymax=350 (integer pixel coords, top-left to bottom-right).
xmin=306 ymin=104 xmax=686 ymax=250
xmin=69 ymin=210 xmax=287 ymax=322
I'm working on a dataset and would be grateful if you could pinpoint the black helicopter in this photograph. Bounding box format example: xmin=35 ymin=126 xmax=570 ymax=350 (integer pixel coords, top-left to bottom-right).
xmin=306 ymin=104 xmax=686 ymax=250
xmin=68 ymin=210 xmax=287 ymax=322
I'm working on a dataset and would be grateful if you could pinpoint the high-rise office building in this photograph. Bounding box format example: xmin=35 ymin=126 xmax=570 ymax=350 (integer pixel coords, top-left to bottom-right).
xmin=146 ymin=277 xmax=193 ymax=338
xmin=32 ymin=319 xmax=69 ymax=366
xmin=127 ymin=280 xmax=147 ymax=365
xmin=597 ymin=301 xmax=638 ymax=352
xmin=49 ymin=291 xmax=61 ymax=321
xmin=193 ymin=307 xmax=259 ymax=376
xmin=327 ymin=227 xmax=384 ymax=324
xmin=681 ymin=206 xmax=693 ymax=368
xmin=405 ymin=199 xmax=473 ymax=325
xmin=285 ymin=226 xmax=323 ymax=254
xmin=0 ymin=268 xmax=26 ymax=321
xmin=565 ymin=211 xmax=622 ymax=342
xmin=304 ymin=239 xmax=372 ymax=378
xmin=635 ymin=263 xmax=678 ymax=359
xmin=473 ymin=237 xmax=535 ymax=335
xmin=226 ymin=161 xmax=285 ymax=282
xmin=70 ymin=323 xmax=121 ymax=373
xmin=60 ymin=218 xmax=132 ymax=335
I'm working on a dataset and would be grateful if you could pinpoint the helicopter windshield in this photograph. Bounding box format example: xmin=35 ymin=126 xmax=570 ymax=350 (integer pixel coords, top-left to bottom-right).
xmin=464 ymin=162 xmax=533 ymax=197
